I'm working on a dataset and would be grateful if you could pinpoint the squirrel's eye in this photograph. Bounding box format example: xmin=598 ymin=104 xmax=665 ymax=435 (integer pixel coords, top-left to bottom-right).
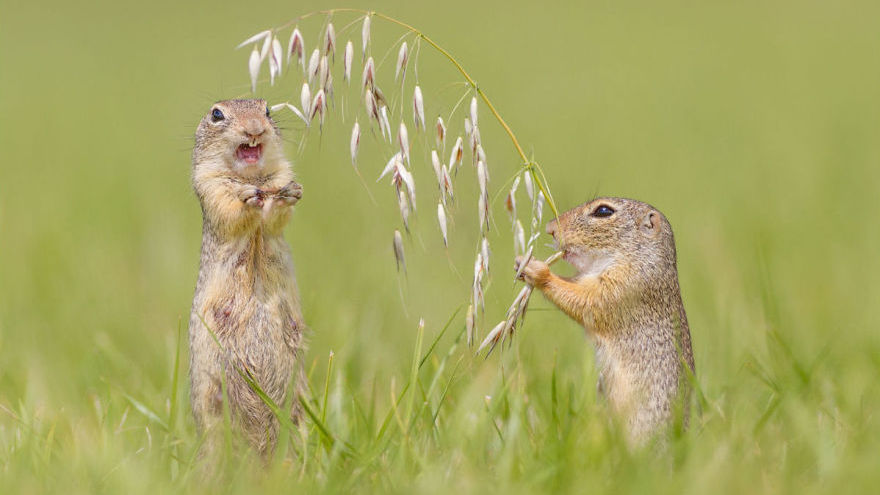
xmin=211 ymin=108 xmax=225 ymax=122
xmin=265 ymin=106 xmax=271 ymax=117
xmin=592 ymin=205 xmax=615 ymax=217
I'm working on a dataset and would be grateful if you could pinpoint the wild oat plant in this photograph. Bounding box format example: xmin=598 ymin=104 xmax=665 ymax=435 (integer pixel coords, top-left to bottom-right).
xmin=236 ymin=9 xmax=564 ymax=355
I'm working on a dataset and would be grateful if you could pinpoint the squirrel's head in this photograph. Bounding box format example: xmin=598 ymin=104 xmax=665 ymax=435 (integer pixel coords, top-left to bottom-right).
xmin=193 ymin=99 xmax=285 ymax=177
xmin=546 ymin=197 xmax=676 ymax=276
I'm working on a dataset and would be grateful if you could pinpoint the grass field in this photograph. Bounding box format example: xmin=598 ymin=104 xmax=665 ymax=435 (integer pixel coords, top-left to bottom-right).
xmin=2 ymin=0 xmax=879 ymax=493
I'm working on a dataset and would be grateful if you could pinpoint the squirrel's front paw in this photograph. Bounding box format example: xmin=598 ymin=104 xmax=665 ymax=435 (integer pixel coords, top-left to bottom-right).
xmin=274 ymin=181 xmax=303 ymax=206
xmin=240 ymin=186 xmax=266 ymax=208
xmin=514 ymin=256 xmax=550 ymax=287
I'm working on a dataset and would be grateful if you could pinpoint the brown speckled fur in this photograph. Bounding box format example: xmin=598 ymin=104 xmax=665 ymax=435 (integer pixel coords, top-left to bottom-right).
xmin=516 ymin=197 xmax=695 ymax=445
xmin=189 ymin=99 xmax=305 ymax=456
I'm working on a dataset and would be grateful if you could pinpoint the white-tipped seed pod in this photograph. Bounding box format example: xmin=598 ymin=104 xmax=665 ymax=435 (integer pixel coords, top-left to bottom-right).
xmin=284 ymin=103 xmax=308 ymax=125
xmin=396 ymin=161 xmax=416 ymax=209
xmin=248 ymin=46 xmax=261 ymax=93
xmin=307 ymin=49 xmax=320 ymax=83
xmin=436 ymin=117 xmax=446 ymax=150
xmin=365 ymin=90 xmax=378 ymax=121
xmin=395 ymin=42 xmax=408 ymax=80
xmin=478 ymin=193 xmax=488 ymax=233
xmin=515 ymin=220 xmax=525 ymax=255
xmin=350 ymin=121 xmax=360 ymax=167
xmin=481 ymin=237 xmax=490 ymax=275
xmin=379 ymin=105 xmax=391 ymax=141
xmin=441 ymin=166 xmax=454 ymax=201
xmin=343 ymin=40 xmax=353 ymax=83
xmin=270 ymin=36 xmax=283 ymax=84
xmin=506 ymin=176 xmax=520 ymax=221
xmin=300 ymin=83 xmax=311 ymax=117
xmin=437 ymin=203 xmax=448 ymax=246
xmin=477 ymin=160 xmax=488 ymax=197
xmin=477 ymin=321 xmax=505 ymax=354
xmin=237 ymin=30 xmax=271 ymax=49
xmin=450 ymin=137 xmax=463 ymax=171
xmin=413 ymin=86 xmax=425 ymax=130
xmin=318 ymin=55 xmax=329 ymax=88
xmin=324 ymin=23 xmax=336 ymax=57
xmin=431 ymin=150 xmax=442 ymax=183
xmin=524 ymin=171 xmax=534 ymax=201
xmin=397 ymin=189 xmax=410 ymax=231
xmin=470 ymin=96 xmax=478 ymax=126
xmin=398 ymin=122 xmax=410 ymax=165
xmin=393 ymin=230 xmax=406 ymax=272
xmin=361 ymin=15 xmax=371 ymax=58
xmin=287 ymin=28 xmax=304 ymax=67
xmin=259 ymin=34 xmax=272 ymax=61
xmin=309 ymin=89 xmax=326 ymax=125
xmin=535 ymin=191 xmax=545 ymax=224
xmin=378 ymin=152 xmax=401 ymax=181
xmin=362 ymin=56 xmax=375 ymax=90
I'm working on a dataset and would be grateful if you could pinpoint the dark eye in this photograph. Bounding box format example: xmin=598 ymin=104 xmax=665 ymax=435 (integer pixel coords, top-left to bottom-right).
xmin=265 ymin=106 xmax=271 ymax=117
xmin=211 ymin=108 xmax=225 ymax=122
xmin=592 ymin=204 xmax=615 ymax=217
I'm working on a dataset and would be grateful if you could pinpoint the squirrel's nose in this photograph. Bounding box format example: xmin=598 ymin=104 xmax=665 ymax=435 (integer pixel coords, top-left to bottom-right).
xmin=546 ymin=219 xmax=558 ymax=238
xmin=244 ymin=119 xmax=267 ymax=138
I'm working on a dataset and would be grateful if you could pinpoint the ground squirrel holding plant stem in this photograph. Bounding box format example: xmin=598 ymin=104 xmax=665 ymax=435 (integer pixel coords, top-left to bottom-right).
xmin=515 ymin=197 xmax=695 ymax=445
xmin=189 ymin=99 xmax=305 ymax=456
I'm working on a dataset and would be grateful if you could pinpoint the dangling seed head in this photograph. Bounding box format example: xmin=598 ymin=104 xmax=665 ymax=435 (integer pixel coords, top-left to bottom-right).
xmin=287 ymin=28 xmax=304 ymax=66
xmin=350 ymin=121 xmax=360 ymax=167
xmin=477 ymin=160 xmax=488 ymax=197
xmin=478 ymin=193 xmax=488 ymax=233
xmin=397 ymin=189 xmax=410 ymax=231
xmin=237 ymin=30 xmax=271 ymax=50
xmin=450 ymin=137 xmax=463 ymax=171
xmin=470 ymin=96 xmax=478 ymax=126
xmin=270 ymin=36 xmax=283 ymax=85
xmin=431 ymin=150 xmax=442 ymax=183
xmin=524 ymin=171 xmax=534 ymax=201
xmin=395 ymin=42 xmax=408 ymax=80
xmin=515 ymin=220 xmax=525 ymax=255
xmin=441 ymin=165 xmax=454 ymax=201
xmin=259 ymin=34 xmax=272 ymax=62
xmin=379 ymin=105 xmax=392 ymax=141
xmin=437 ymin=203 xmax=448 ymax=247
xmin=436 ymin=117 xmax=446 ymax=150
xmin=324 ymin=23 xmax=336 ymax=57
xmin=392 ymin=230 xmax=406 ymax=272
xmin=248 ymin=45 xmax=261 ymax=93
xmin=398 ymin=122 xmax=410 ymax=165
xmin=284 ymin=103 xmax=308 ymax=125
xmin=378 ymin=152 xmax=401 ymax=182
xmin=481 ymin=237 xmax=490 ymax=275
xmin=506 ymin=176 xmax=520 ymax=220
xmin=361 ymin=15 xmax=371 ymax=58
xmin=300 ymin=83 xmax=311 ymax=116
xmin=343 ymin=40 xmax=353 ymax=83
xmin=362 ymin=56 xmax=375 ymax=91
xmin=318 ymin=55 xmax=329 ymax=88
xmin=309 ymin=89 xmax=326 ymax=125
xmin=307 ymin=49 xmax=320 ymax=83
xmin=413 ymin=86 xmax=425 ymax=130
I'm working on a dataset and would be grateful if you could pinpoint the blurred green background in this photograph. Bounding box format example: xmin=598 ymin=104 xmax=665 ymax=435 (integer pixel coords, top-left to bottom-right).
xmin=2 ymin=0 xmax=879 ymax=493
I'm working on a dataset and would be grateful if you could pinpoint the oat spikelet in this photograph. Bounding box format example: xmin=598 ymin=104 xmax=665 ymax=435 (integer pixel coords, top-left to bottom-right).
xmin=413 ymin=86 xmax=425 ymax=130
xmin=441 ymin=165 xmax=454 ymax=201
xmin=361 ymin=15 xmax=371 ymax=59
xmin=394 ymin=160 xmax=416 ymax=209
xmin=362 ymin=57 xmax=375 ymax=90
xmin=478 ymin=193 xmax=488 ymax=233
xmin=481 ymin=237 xmax=490 ymax=275
xmin=309 ymin=89 xmax=326 ymax=125
xmin=248 ymin=46 xmax=261 ymax=93
xmin=395 ymin=41 xmax=408 ymax=80
xmin=524 ymin=171 xmax=534 ymax=202
xmin=477 ymin=321 xmax=505 ymax=354
xmin=506 ymin=176 xmax=520 ymax=221
xmin=398 ymin=122 xmax=410 ymax=166
xmin=514 ymin=220 xmax=525 ymax=256
xmin=269 ymin=36 xmax=283 ymax=85
xmin=259 ymin=34 xmax=272 ymax=62
xmin=283 ymin=103 xmax=308 ymax=125
xmin=397 ymin=189 xmax=411 ymax=231
xmin=431 ymin=150 xmax=442 ymax=183
xmin=393 ymin=230 xmax=406 ymax=272
xmin=318 ymin=55 xmax=329 ymax=89
xmin=343 ymin=40 xmax=353 ymax=83
xmin=435 ymin=117 xmax=446 ymax=150
xmin=324 ymin=22 xmax=336 ymax=57
xmin=350 ymin=121 xmax=360 ymax=167
xmin=378 ymin=152 xmax=401 ymax=181
xmin=449 ymin=137 xmax=463 ymax=172
xmin=437 ymin=203 xmax=448 ymax=246
xmin=237 ymin=30 xmax=271 ymax=50
xmin=307 ymin=49 xmax=320 ymax=83
xmin=477 ymin=160 xmax=488 ymax=198
xmin=365 ymin=89 xmax=378 ymax=121
xmin=300 ymin=83 xmax=311 ymax=118
xmin=287 ymin=28 xmax=304 ymax=68
xmin=379 ymin=105 xmax=392 ymax=141
xmin=470 ymin=96 xmax=479 ymax=126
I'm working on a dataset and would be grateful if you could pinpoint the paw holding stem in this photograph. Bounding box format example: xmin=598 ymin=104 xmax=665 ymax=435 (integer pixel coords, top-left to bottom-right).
xmin=514 ymin=256 xmax=550 ymax=288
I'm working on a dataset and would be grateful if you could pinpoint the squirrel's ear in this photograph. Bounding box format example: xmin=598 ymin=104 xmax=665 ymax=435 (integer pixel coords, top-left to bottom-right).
xmin=640 ymin=210 xmax=660 ymax=235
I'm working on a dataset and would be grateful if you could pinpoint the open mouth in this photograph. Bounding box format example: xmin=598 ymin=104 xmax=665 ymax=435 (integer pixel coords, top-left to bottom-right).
xmin=235 ymin=143 xmax=263 ymax=165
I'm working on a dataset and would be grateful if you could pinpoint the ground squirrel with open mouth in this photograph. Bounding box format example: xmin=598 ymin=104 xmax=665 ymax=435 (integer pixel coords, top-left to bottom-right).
xmin=189 ymin=99 xmax=305 ymax=456
xmin=516 ymin=197 xmax=696 ymax=445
